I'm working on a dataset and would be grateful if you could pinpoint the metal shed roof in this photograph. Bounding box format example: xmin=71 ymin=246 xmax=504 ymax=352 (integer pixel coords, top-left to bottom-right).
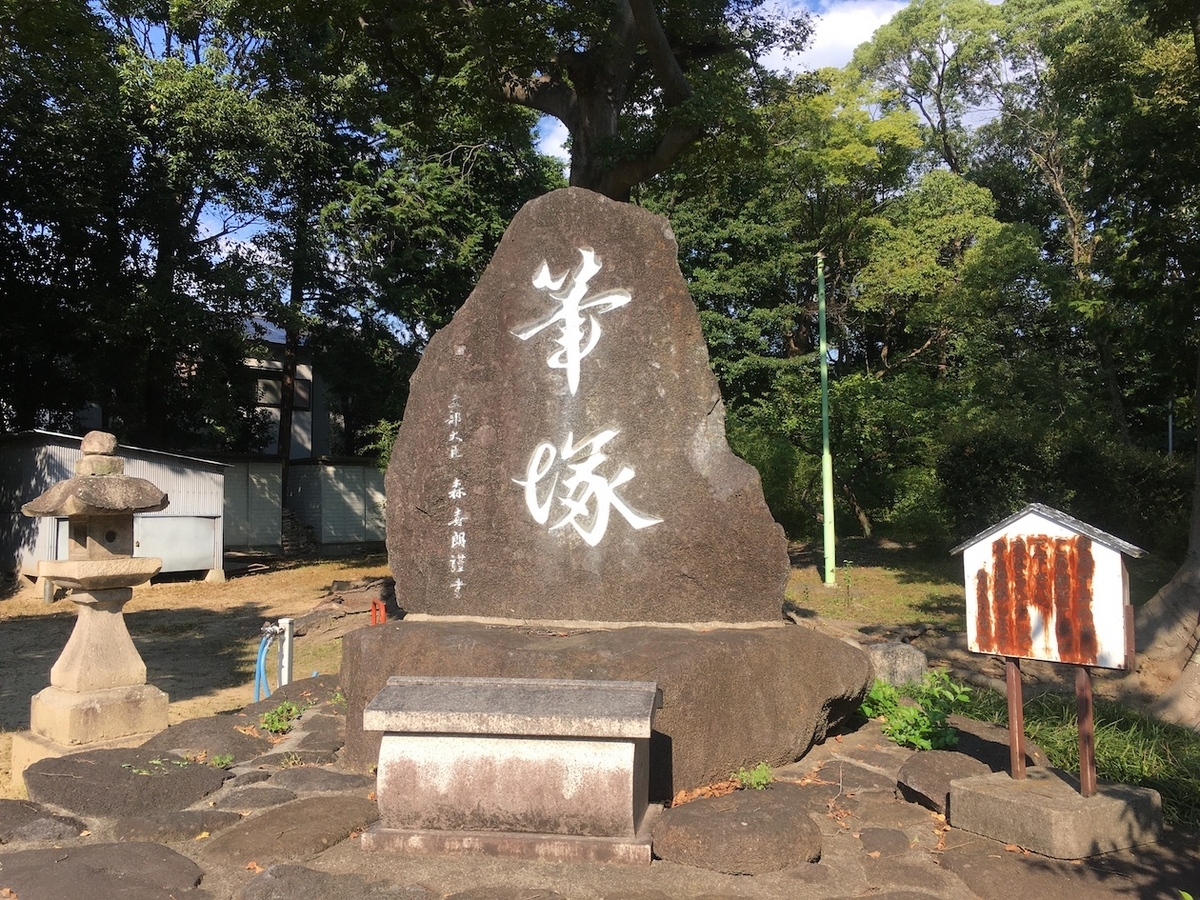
xmin=0 ymin=430 xmax=229 ymax=470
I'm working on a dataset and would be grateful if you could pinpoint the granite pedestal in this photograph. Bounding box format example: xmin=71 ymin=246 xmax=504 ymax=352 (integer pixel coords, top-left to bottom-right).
xmin=362 ymin=675 xmax=660 ymax=864
xmin=949 ymin=767 xmax=1162 ymax=859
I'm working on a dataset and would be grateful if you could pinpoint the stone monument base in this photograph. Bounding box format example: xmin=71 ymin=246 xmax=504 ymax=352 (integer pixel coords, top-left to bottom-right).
xmin=361 ymin=806 xmax=660 ymax=866
xmin=949 ymin=767 xmax=1162 ymax=858
xmin=342 ymin=618 xmax=872 ymax=800
xmin=11 ymin=684 xmax=169 ymax=789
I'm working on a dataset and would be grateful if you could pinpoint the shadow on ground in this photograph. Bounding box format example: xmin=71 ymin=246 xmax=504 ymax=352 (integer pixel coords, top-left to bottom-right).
xmin=788 ymin=536 xmax=961 ymax=584
xmin=0 ymin=602 xmax=271 ymax=730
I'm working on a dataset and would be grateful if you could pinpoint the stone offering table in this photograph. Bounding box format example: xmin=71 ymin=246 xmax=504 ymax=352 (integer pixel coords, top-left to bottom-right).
xmin=362 ymin=675 xmax=659 ymax=864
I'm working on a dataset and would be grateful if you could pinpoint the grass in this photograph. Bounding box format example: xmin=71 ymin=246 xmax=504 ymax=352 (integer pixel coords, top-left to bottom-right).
xmin=787 ymin=537 xmax=967 ymax=629
xmin=952 ymin=687 xmax=1200 ymax=830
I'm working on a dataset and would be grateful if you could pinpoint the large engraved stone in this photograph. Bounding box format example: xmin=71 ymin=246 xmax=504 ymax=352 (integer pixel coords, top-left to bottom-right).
xmin=385 ymin=188 xmax=788 ymax=622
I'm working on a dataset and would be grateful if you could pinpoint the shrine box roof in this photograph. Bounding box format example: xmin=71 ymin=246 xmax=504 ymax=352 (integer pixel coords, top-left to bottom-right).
xmin=951 ymin=503 xmax=1145 ymax=670
xmin=950 ymin=503 xmax=1146 ymax=560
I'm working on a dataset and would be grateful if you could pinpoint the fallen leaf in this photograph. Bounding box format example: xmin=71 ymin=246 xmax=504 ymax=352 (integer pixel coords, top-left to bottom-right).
xmin=1 ymin=887 xmax=19 ymax=898
xmin=1004 ymin=844 xmax=1022 ymax=853
xmin=349 ymin=828 xmax=363 ymax=839
xmin=367 ymin=791 xmax=376 ymax=801
xmin=246 ymin=861 xmax=264 ymax=873
xmin=669 ymin=778 xmax=741 ymax=807
xmin=867 ymin=850 xmax=881 ymax=858
xmin=78 ymin=829 xmax=91 ymax=837
xmin=194 ymin=831 xmax=210 ymax=841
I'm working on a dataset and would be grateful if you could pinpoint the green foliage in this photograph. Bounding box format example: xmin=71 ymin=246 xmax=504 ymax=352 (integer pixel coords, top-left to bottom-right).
xmin=260 ymin=700 xmax=301 ymax=735
xmin=209 ymin=753 xmax=234 ymax=768
xmin=733 ymin=762 xmax=774 ymax=790
xmin=953 ymin=687 xmax=1200 ymax=830
xmin=861 ymin=679 xmax=901 ymax=719
xmin=861 ymin=671 xmax=970 ymax=751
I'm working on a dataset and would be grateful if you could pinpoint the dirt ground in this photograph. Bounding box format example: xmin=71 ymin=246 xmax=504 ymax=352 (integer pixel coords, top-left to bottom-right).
xmin=0 ymin=554 xmax=390 ymax=799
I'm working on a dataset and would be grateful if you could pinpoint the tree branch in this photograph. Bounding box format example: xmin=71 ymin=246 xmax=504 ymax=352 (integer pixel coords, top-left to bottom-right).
xmin=627 ymin=0 xmax=694 ymax=104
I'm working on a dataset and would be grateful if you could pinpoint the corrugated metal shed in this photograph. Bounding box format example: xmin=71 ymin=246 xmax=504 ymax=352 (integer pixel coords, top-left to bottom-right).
xmin=223 ymin=459 xmax=282 ymax=551
xmin=287 ymin=458 xmax=385 ymax=554
xmin=0 ymin=431 xmax=226 ymax=579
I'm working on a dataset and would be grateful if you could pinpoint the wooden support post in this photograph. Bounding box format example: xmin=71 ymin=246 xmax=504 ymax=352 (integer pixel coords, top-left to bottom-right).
xmin=1006 ymin=657 xmax=1026 ymax=780
xmin=1076 ymin=666 xmax=1097 ymax=797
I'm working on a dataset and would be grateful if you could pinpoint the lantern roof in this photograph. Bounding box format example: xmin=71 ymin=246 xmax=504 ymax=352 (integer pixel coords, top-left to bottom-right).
xmin=21 ymin=431 xmax=169 ymax=518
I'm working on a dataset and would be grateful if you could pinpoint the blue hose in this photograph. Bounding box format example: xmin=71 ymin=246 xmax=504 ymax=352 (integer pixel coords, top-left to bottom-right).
xmin=254 ymin=634 xmax=274 ymax=702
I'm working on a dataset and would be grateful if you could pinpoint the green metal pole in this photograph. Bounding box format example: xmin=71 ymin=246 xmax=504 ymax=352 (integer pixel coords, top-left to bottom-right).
xmin=817 ymin=252 xmax=836 ymax=585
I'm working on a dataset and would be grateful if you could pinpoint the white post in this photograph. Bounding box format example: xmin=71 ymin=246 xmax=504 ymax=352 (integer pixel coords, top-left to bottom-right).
xmin=277 ymin=617 xmax=294 ymax=687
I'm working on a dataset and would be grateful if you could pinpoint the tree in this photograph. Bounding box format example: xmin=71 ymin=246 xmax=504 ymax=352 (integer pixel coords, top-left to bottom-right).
xmin=850 ymin=0 xmax=1003 ymax=174
xmin=302 ymin=0 xmax=811 ymax=199
xmin=232 ymin=3 xmax=563 ymax=458
xmin=0 ymin=0 xmax=131 ymax=430
xmin=1085 ymin=0 xmax=1200 ymax=722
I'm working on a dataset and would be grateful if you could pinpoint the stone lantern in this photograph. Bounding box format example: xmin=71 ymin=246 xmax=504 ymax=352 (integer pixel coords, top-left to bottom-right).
xmin=10 ymin=431 xmax=172 ymax=785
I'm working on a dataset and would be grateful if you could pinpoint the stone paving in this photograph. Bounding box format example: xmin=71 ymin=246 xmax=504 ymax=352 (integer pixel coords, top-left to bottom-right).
xmin=1 ymin=674 xmax=1197 ymax=900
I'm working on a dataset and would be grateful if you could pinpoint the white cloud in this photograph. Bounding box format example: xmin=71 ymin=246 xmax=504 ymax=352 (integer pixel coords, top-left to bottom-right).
xmin=536 ymin=117 xmax=571 ymax=166
xmin=766 ymin=0 xmax=908 ymax=73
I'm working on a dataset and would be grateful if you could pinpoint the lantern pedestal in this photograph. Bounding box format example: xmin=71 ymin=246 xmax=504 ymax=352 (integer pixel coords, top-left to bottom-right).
xmin=50 ymin=588 xmax=149 ymax=691
xmin=10 ymin=682 xmax=169 ymax=783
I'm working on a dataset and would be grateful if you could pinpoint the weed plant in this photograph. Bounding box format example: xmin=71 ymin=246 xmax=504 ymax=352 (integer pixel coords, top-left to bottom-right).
xmin=861 ymin=670 xmax=970 ymax=751
xmin=949 ymin=688 xmax=1200 ymax=830
xmin=261 ymin=700 xmax=302 ymax=735
xmin=733 ymin=762 xmax=773 ymax=789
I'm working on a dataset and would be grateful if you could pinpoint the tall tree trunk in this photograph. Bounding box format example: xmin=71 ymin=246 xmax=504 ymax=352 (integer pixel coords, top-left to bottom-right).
xmin=1135 ymin=349 xmax=1200 ymax=724
xmin=277 ymin=210 xmax=310 ymax=502
xmin=277 ymin=326 xmax=299 ymax=499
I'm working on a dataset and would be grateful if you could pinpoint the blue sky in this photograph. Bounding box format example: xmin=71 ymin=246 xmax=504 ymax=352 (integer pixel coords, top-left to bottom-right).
xmin=536 ymin=0 xmax=908 ymax=160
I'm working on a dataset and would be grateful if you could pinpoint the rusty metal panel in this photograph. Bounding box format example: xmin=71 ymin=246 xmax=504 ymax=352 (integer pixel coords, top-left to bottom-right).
xmin=963 ymin=511 xmax=1133 ymax=670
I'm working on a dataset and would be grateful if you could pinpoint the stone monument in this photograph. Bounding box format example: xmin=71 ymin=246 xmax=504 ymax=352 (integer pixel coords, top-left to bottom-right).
xmin=345 ymin=189 xmax=871 ymax=807
xmin=385 ymin=188 xmax=788 ymax=623
xmin=10 ymin=431 xmax=171 ymax=786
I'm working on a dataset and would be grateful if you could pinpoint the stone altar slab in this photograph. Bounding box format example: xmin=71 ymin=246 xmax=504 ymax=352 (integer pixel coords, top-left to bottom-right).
xmin=364 ymin=676 xmax=656 ymax=838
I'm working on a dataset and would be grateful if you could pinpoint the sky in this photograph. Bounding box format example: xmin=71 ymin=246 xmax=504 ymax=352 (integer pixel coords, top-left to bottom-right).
xmin=536 ymin=0 xmax=909 ymax=162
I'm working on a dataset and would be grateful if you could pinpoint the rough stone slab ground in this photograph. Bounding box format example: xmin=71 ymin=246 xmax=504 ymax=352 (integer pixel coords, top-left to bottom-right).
xmin=266 ymin=767 xmax=374 ymax=794
xmin=0 ymin=799 xmax=85 ymax=843
xmin=651 ymin=784 xmax=822 ymax=874
xmin=139 ymin=714 xmax=272 ymax=761
xmin=23 ymin=747 xmax=227 ymax=817
xmin=0 ymin=841 xmax=209 ymax=900
xmin=240 ymin=863 xmax=435 ymax=900
xmin=200 ymin=795 xmax=378 ymax=868
xmin=948 ymin=715 xmax=1049 ymax=770
xmin=896 ymin=749 xmax=990 ymax=814
xmin=111 ymin=808 xmax=242 ymax=843
xmin=3 ymin=687 xmax=1195 ymax=900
